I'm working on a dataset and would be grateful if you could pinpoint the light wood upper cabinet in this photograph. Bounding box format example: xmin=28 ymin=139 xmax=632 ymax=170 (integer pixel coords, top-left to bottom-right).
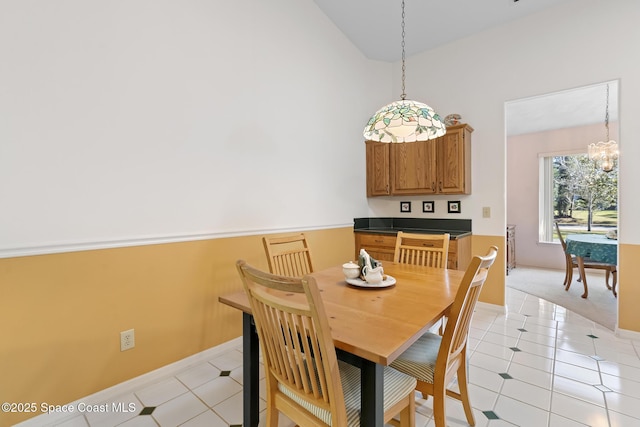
xmin=390 ymin=138 xmax=437 ymax=194
xmin=365 ymin=141 xmax=391 ymax=196
xmin=366 ymin=123 xmax=473 ymax=196
xmin=437 ymin=124 xmax=473 ymax=194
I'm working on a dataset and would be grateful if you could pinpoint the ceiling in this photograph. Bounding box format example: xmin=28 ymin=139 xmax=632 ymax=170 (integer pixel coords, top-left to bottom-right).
xmin=312 ymin=0 xmax=575 ymax=62
xmin=506 ymin=81 xmax=619 ymax=136
xmin=312 ymin=0 xmax=619 ymax=135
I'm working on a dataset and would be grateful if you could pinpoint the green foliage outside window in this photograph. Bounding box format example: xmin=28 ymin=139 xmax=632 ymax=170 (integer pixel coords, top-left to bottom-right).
xmin=553 ymin=154 xmax=618 ymax=231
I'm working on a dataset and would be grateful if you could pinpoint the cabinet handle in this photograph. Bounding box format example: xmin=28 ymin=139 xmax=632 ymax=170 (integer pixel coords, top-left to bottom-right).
xmin=374 ymin=239 xmax=384 ymax=243
xmin=431 ymin=182 xmax=436 ymax=191
xmin=439 ymin=181 xmax=443 ymax=192
xmin=422 ymin=243 xmax=434 ymax=247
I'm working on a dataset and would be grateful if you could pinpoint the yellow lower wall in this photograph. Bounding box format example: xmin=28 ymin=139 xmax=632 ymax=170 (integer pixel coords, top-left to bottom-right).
xmin=618 ymin=243 xmax=640 ymax=332
xmin=0 ymin=227 xmax=355 ymax=426
xmin=472 ymin=235 xmax=507 ymax=307
xmin=2 ymin=229 xmax=636 ymax=426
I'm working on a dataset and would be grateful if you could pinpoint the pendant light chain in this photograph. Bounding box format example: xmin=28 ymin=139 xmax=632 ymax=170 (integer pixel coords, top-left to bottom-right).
xmin=400 ymin=0 xmax=406 ymax=100
xmin=362 ymin=0 xmax=446 ymax=143
xmin=588 ymin=83 xmax=618 ymax=172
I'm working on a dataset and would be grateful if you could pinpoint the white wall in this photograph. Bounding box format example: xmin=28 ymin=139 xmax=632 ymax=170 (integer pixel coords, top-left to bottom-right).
xmin=0 ymin=0 xmax=391 ymax=257
xmin=507 ymin=123 xmax=619 ymax=269
xmin=370 ymin=0 xmax=640 ymax=247
xmin=4 ymin=0 xmax=639 ymax=258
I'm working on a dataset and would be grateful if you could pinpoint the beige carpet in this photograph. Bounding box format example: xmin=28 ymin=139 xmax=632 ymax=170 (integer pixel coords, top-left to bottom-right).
xmin=506 ymin=266 xmax=617 ymax=330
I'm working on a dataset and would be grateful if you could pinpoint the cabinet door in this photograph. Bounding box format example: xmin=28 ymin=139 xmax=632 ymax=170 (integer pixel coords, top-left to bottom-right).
xmin=366 ymin=141 xmax=390 ymax=196
xmin=390 ymin=140 xmax=437 ymax=195
xmin=437 ymin=125 xmax=471 ymax=194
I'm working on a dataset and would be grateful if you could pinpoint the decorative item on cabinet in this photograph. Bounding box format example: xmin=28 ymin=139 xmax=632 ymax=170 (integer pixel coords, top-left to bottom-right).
xmin=365 ymin=123 xmax=473 ymax=197
xmin=444 ymin=113 xmax=461 ymax=126
xmin=506 ymin=224 xmax=516 ymax=275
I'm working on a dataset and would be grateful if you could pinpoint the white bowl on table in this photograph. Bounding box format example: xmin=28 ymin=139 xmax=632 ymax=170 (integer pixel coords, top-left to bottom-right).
xmin=342 ymin=262 xmax=361 ymax=280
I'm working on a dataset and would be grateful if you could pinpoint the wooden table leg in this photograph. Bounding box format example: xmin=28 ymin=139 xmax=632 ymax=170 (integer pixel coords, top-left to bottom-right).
xmin=360 ymin=359 xmax=384 ymax=426
xmin=242 ymin=312 xmax=260 ymax=427
xmin=576 ymin=256 xmax=589 ymax=298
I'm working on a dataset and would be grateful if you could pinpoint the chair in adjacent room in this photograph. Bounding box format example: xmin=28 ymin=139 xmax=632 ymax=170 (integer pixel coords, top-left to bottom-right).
xmin=554 ymin=222 xmax=616 ymax=292
xmin=393 ymin=231 xmax=450 ymax=268
xmin=236 ymin=260 xmax=417 ymax=427
xmin=389 ymin=246 xmax=498 ymax=427
xmin=263 ymin=232 xmax=314 ymax=277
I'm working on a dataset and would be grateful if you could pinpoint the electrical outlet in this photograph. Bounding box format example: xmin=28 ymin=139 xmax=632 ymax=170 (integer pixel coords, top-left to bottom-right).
xmin=120 ymin=329 xmax=135 ymax=351
xmin=482 ymin=207 xmax=491 ymax=218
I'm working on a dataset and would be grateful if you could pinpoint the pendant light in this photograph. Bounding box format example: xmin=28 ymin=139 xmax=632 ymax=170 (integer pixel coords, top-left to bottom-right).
xmin=363 ymin=0 xmax=446 ymax=143
xmin=588 ymin=84 xmax=618 ymax=172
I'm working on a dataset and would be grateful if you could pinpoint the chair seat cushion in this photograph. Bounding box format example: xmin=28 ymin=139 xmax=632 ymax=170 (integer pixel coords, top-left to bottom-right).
xmin=389 ymin=332 xmax=442 ymax=383
xmin=279 ymin=360 xmax=416 ymax=426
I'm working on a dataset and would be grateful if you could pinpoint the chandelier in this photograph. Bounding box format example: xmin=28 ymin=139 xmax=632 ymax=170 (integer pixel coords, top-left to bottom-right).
xmin=588 ymin=84 xmax=618 ymax=172
xmin=362 ymin=0 xmax=446 ymax=143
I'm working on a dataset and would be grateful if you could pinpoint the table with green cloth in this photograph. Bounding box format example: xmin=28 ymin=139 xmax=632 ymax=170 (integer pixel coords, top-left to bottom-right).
xmin=565 ymin=234 xmax=617 ymax=298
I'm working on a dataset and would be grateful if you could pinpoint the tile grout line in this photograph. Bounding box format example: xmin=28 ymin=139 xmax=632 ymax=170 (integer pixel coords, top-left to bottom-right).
xmin=547 ymin=310 xmax=560 ymax=427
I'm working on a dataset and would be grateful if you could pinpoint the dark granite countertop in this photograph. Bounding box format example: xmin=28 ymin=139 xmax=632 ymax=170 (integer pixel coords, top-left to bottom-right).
xmin=354 ymin=217 xmax=472 ymax=239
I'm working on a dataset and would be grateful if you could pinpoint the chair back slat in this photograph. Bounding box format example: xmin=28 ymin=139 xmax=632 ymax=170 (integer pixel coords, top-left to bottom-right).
xmin=394 ymin=231 xmax=450 ymax=268
xmin=264 ymin=233 xmax=314 ymax=277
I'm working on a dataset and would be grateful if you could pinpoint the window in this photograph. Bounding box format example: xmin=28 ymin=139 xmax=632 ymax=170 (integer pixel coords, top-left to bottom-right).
xmin=539 ymin=152 xmax=618 ymax=243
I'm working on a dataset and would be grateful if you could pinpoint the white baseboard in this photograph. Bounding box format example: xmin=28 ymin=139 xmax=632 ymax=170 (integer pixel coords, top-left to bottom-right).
xmin=16 ymin=337 xmax=243 ymax=427
xmin=477 ymin=300 xmax=506 ymax=314
xmin=616 ymin=326 xmax=640 ymax=340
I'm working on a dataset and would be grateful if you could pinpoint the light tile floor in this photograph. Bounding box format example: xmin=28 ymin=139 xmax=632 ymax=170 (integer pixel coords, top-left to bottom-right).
xmin=48 ymin=287 xmax=640 ymax=427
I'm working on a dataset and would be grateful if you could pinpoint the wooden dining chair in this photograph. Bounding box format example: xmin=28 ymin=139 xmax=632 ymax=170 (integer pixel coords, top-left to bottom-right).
xmin=389 ymin=246 xmax=498 ymax=427
xmin=554 ymin=222 xmax=616 ymax=292
xmin=394 ymin=231 xmax=451 ymax=335
xmin=263 ymin=233 xmax=314 ymax=277
xmin=393 ymin=231 xmax=450 ymax=268
xmin=236 ymin=260 xmax=417 ymax=427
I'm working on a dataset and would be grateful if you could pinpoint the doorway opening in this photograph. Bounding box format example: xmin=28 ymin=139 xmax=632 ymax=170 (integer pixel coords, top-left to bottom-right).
xmin=506 ymin=80 xmax=619 ymax=269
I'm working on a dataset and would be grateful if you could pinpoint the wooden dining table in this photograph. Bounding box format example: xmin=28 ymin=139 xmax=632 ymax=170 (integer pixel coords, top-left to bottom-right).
xmin=219 ymin=262 xmax=465 ymax=427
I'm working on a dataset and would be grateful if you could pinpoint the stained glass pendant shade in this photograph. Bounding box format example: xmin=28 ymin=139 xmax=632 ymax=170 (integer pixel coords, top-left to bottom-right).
xmin=363 ymin=99 xmax=446 ymax=143
xmin=363 ymin=0 xmax=446 ymax=143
